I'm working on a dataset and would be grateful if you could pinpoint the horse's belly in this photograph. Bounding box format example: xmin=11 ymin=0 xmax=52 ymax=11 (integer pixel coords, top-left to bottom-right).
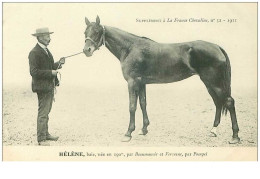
xmin=141 ymin=59 xmax=195 ymax=84
xmin=142 ymin=71 xmax=195 ymax=84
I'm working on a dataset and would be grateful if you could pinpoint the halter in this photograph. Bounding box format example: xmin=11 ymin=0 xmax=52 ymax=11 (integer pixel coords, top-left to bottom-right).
xmin=85 ymin=26 xmax=106 ymax=50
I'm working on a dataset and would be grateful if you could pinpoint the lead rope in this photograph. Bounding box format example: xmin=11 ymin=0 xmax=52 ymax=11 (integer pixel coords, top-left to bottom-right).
xmin=52 ymin=26 xmax=105 ymax=102
xmin=52 ymin=51 xmax=83 ymax=102
xmin=53 ymin=63 xmax=62 ymax=101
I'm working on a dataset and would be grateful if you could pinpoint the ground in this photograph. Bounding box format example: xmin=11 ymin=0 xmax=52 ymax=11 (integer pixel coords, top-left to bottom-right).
xmin=2 ymin=80 xmax=257 ymax=147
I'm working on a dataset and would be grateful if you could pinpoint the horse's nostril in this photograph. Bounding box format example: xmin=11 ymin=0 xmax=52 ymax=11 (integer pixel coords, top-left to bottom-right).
xmin=88 ymin=48 xmax=91 ymax=52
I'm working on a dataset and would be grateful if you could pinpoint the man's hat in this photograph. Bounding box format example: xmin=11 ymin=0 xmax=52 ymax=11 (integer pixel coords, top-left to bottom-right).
xmin=32 ymin=27 xmax=54 ymax=36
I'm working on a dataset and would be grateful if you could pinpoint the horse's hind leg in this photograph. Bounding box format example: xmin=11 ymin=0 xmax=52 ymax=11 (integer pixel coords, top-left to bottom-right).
xmin=202 ymin=81 xmax=222 ymax=137
xmin=211 ymin=89 xmax=240 ymax=144
xmin=138 ymin=84 xmax=150 ymax=135
xmin=201 ymin=77 xmax=240 ymax=144
xmin=224 ymin=96 xmax=240 ymax=144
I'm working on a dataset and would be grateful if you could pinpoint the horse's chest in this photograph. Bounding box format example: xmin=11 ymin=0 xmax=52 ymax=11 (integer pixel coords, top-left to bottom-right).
xmin=121 ymin=61 xmax=141 ymax=80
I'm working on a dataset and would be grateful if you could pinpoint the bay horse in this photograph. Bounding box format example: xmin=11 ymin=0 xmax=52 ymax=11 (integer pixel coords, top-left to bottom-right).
xmin=83 ymin=16 xmax=240 ymax=144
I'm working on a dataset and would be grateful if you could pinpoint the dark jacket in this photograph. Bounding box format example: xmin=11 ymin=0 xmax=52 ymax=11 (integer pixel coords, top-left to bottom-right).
xmin=29 ymin=44 xmax=60 ymax=93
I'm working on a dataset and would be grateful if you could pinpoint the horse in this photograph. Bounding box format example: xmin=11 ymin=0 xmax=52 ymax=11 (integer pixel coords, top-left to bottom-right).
xmin=83 ymin=16 xmax=240 ymax=144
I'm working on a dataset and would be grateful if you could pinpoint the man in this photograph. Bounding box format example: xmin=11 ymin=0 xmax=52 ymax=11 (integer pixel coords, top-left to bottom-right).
xmin=29 ymin=27 xmax=65 ymax=146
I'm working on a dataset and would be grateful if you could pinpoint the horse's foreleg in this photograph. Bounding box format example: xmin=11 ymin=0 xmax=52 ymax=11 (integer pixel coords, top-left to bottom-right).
xmin=138 ymin=84 xmax=150 ymax=135
xmin=121 ymin=79 xmax=138 ymax=142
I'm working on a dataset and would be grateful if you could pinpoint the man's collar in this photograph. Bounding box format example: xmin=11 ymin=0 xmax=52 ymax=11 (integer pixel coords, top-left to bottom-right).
xmin=37 ymin=42 xmax=47 ymax=49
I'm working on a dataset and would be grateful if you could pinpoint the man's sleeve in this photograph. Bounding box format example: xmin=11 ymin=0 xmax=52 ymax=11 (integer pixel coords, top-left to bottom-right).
xmin=29 ymin=51 xmax=53 ymax=79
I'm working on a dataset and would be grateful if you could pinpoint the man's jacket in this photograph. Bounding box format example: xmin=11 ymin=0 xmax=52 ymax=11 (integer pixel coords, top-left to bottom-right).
xmin=29 ymin=44 xmax=60 ymax=93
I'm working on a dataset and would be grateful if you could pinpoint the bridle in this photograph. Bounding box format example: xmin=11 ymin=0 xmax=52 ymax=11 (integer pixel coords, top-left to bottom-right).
xmin=85 ymin=26 xmax=106 ymax=50
xmin=53 ymin=25 xmax=107 ymax=99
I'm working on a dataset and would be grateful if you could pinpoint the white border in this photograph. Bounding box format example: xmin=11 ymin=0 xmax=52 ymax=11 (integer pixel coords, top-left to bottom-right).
xmin=0 ymin=1 xmax=259 ymax=179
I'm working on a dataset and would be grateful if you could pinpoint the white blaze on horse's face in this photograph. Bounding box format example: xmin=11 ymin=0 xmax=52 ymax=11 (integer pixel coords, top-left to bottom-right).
xmin=84 ymin=37 xmax=96 ymax=57
xmin=83 ymin=16 xmax=102 ymax=57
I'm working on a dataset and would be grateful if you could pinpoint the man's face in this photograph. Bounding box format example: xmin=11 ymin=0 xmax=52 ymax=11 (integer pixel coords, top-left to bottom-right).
xmin=39 ymin=34 xmax=51 ymax=46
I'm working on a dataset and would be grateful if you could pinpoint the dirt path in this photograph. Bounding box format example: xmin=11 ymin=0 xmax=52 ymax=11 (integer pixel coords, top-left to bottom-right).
xmin=3 ymin=84 xmax=257 ymax=147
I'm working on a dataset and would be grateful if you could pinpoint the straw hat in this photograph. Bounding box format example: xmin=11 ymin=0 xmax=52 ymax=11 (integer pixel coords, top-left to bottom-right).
xmin=32 ymin=27 xmax=54 ymax=36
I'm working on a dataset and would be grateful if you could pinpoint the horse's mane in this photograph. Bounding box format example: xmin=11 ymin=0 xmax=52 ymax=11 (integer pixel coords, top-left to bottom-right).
xmin=109 ymin=26 xmax=155 ymax=42
xmin=129 ymin=32 xmax=155 ymax=42
xmin=141 ymin=36 xmax=155 ymax=42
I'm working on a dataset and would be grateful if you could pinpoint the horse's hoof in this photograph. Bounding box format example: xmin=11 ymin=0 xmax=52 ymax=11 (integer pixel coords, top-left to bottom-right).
xmin=229 ymin=137 xmax=240 ymax=144
xmin=209 ymin=127 xmax=217 ymax=137
xmin=138 ymin=129 xmax=148 ymax=135
xmin=121 ymin=135 xmax=132 ymax=142
xmin=209 ymin=131 xmax=217 ymax=137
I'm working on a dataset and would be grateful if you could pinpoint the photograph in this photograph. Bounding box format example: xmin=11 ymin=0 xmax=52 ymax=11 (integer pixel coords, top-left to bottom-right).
xmin=2 ymin=2 xmax=257 ymax=161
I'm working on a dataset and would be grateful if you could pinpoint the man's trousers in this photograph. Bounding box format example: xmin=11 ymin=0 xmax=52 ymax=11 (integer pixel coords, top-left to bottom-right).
xmin=36 ymin=90 xmax=54 ymax=142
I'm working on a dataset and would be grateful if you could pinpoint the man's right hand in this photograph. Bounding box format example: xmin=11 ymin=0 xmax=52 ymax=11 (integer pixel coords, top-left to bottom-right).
xmin=52 ymin=70 xmax=58 ymax=76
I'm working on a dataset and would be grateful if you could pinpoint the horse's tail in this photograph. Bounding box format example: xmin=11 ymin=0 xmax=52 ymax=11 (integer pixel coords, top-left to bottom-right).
xmin=219 ymin=47 xmax=231 ymax=115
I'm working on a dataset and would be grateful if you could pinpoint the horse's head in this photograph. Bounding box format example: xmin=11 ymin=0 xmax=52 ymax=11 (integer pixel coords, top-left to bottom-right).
xmin=83 ymin=16 xmax=104 ymax=57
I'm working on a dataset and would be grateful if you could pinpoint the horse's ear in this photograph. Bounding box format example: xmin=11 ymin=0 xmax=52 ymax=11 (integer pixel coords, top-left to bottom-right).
xmin=85 ymin=17 xmax=90 ymax=26
xmin=96 ymin=15 xmax=100 ymax=25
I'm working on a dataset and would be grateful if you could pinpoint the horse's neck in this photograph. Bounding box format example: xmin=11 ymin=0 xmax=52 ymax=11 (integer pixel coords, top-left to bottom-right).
xmin=104 ymin=26 xmax=136 ymax=60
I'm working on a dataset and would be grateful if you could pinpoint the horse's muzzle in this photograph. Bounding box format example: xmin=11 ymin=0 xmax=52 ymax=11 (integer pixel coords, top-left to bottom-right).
xmin=83 ymin=50 xmax=92 ymax=57
xmin=83 ymin=47 xmax=94 ymax=57
xmin=83 ymin=44 xmax=95 ymax=57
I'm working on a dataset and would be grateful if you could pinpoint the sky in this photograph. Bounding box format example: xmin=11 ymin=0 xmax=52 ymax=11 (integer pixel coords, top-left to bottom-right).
xmin=2 ymin=3 xmax=257 ymax=92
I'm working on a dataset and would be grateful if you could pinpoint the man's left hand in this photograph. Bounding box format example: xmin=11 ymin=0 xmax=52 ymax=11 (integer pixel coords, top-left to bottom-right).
xmin=59 ymin=57 xmax=65 ymax=65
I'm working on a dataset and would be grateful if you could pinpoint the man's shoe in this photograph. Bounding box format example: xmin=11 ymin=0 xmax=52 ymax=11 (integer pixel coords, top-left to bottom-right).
xmin=46 ymin=135 xmax=59 ymax=141
xmin=38 ymin=140 xmax=50 ymax=146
